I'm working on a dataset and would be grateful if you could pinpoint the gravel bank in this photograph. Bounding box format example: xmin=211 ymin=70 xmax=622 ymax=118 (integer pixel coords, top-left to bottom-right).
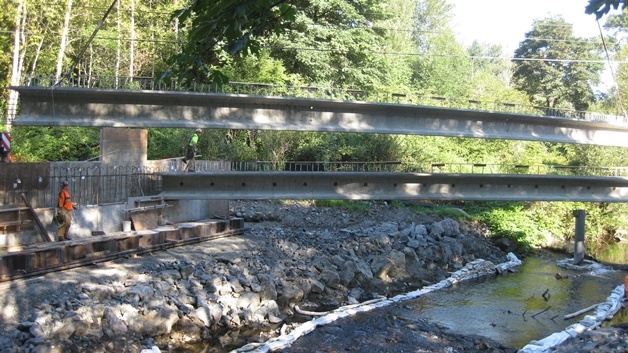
xmin=0 ymin=200 xmax=624 ymax=353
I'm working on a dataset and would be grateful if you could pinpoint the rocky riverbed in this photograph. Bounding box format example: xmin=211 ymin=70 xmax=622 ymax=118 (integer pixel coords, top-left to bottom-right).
xmin=0 ymin=200 xmax=625 ymax=353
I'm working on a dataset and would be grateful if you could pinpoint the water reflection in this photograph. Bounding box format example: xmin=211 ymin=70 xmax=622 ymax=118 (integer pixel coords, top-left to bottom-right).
xmin=595 ymin=242 xmax=628 ymax=267
xmin=402 ymin=252 xmax=626 ymax=348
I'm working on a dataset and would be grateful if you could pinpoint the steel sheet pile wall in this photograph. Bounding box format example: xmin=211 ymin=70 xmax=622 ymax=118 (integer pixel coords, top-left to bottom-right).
xmin=0 ymin=217 xmax=245 ymax=281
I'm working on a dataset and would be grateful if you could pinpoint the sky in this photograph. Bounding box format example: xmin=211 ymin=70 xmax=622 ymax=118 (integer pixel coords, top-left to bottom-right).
xmin=449 ymin=0 xmax=614 ymax=52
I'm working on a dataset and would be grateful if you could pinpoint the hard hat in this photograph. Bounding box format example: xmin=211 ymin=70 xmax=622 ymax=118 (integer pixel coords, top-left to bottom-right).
xmin=195 ymin=128 xmax=202 ymax=133
xmin=60 ymin=180 xmax=69 ymax=187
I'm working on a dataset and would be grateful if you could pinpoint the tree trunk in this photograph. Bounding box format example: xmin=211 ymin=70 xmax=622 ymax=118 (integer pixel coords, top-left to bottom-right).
xmin=28 ymin=37 xmax=45 ymax=79
xmin=129 ymin=0 xmax=135 ymax=79
xmin=115 ymin=0 xmax=120 ymax=88
xmin=6 ymin=0 xmax=26 ymax=131
xmin=55 ymin=0 xmax=73 ymax=83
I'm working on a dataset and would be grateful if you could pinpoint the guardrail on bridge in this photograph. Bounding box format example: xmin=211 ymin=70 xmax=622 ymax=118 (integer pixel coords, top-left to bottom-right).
xmin=20 ymin=74 xmax=628 ymax=125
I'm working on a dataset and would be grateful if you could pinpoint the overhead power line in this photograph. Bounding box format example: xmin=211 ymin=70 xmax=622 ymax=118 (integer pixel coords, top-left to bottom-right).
xmin=0 ymin=28 xmax=624 ymax=65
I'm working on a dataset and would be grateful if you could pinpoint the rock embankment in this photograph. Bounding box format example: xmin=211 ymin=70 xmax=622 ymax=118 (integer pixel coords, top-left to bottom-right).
xmin=0 ymin=200 xmax=513 ymax=352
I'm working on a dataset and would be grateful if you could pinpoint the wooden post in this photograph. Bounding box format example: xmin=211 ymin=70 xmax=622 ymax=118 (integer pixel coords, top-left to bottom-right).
xmin=20 ymin=193 xmax=53 ymax=242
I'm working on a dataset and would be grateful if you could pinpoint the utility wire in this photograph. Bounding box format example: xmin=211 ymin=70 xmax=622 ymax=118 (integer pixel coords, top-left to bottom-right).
xmin=53 ymin=0 xmax=117 ymax=87
xmin=597 ymin=19 xmax=627 ymax=117
xmin=2 ymin=28 xmax=621 ymax=64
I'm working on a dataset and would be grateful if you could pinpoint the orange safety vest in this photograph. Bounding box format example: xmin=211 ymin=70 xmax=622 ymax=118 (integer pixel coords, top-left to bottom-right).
xmin=58 ymin=187 xmax=73 ymax=210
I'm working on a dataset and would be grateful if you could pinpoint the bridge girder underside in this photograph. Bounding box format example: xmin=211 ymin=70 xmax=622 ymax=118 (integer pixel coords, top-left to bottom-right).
xmin=160 ymin=172 xmax=628 ymax=202
xmin=11 ymin=86 xmax=628 ymax=148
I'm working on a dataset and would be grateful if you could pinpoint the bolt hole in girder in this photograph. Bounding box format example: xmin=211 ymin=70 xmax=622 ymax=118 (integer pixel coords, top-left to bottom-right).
xmin=479 ymin=184 xmax=483 ymax=188
xmin=507 ymin=184 xmax=512 ymax=188
xmin=561 ymin=185 xmax=565 ymax=189
xmin=333 ymin=182 xmax=338 ymax=186
xmin=393 ymin=183 xmax=397 ymax=187
xmin=242 ymin=182 xmax=246 ymax=187
xmin=303 ymin=182 xmax=308 ymax=186
xmin=363 ymin=183 xmax=368 ymax=187
xmin=210 ymin=182 xmax=215 ymax=186
xmin=272 ymin=182 xmax=277 ymax=187
xmin=179 ymin=182 xmax=184 ymax=186
xmin=451 ymin=184 xmax=455 ymax=188
xmin=535 ymin=185 xmax=539 ymax=188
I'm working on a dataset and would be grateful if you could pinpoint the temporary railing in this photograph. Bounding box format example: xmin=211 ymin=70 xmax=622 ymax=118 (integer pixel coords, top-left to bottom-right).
xmin=21 ymin=74 xmax=628 ymax=125
xmin=230 ymin=161 xmax=403 ymax=172
xmin=0 ymin=163 xmax=166 ymax=209
xmin=0 ymin=160 xmax=234 ymax=208
xmin=228 ymin=161 xmax=628 ymax=177
xmin=427 ymin=163 xmax=628 ymax=177
xmin=2 ymin=160 xmax=626 ymax=208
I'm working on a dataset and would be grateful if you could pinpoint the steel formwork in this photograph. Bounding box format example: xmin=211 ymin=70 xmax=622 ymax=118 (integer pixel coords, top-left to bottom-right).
xmin=0 ymin=217 xmax=244 ymax=282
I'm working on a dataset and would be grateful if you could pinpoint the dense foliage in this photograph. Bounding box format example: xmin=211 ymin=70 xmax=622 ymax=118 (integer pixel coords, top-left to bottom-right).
xmin=512 ymin=17 xmax=604 ymax=110
xmin=1 ymin=0 xmax=628 ymax=256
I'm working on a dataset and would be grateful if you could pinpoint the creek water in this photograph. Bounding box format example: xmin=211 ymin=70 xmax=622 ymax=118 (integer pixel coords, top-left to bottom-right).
xmin=198 ymin=249 xmax=628 ymax=353
xmin=397 ymin=251 xmax=627 ymax=348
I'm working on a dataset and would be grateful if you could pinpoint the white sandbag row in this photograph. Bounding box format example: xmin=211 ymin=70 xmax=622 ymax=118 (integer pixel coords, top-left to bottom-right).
xmin=518 ymin=284 xmax=626 ymax=353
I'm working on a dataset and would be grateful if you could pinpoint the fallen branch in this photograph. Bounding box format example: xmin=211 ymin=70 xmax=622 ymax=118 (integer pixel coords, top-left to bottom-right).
xmin=564 ymin=303 xmax=598 ymax=320
xmin=532 ymin=306 xmax=551 ymax=318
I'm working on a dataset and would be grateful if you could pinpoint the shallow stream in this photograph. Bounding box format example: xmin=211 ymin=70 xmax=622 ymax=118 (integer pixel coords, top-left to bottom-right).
xmin=200 ymin=250 xmax=628 ymax=352
xmin=397 ymin=251 xmax=627 ymax=348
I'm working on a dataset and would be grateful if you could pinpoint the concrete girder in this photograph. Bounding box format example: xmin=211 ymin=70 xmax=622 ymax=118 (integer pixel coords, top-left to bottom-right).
xmin=11 ymin=86 xmax=628 ymax=148
xmin=160 ymin=172 xmax=628 ymax=202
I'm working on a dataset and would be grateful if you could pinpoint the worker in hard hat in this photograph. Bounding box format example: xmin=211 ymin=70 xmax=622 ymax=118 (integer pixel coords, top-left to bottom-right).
xmin=182 ymin=128 xmax=202 ymax=172
xmin=56 ymin=180 xmax=74 ymax=241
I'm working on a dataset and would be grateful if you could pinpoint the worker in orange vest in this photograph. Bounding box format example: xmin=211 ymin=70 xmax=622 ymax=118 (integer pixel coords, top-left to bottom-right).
xmin=56 ymin=180 xmax=75 ymax=241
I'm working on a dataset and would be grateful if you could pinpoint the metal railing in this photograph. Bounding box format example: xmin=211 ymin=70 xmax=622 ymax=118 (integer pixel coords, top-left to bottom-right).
xmin=0 ymin=159 xmax=235 ymax=208
xmin=2 ymin=160 xmax=625 ymax=208
xmin=228 ymin=161 xmax=628 ymax=177
xmin=21 ymin=74 xmax=628 ymax=125
xmin=0 ymin=163 xmax=167 ymax=209
xmin=230 ymin=161 xmax=403 ymax=172
xmin=427 ymin=163 xmax=628 ymax=177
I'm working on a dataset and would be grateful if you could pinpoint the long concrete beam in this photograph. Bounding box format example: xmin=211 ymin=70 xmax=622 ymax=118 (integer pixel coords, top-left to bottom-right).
xmin=160 ymin=172 xmax=628 ymax=202
xmin=11 ymin=86 xmax=628 ymax=147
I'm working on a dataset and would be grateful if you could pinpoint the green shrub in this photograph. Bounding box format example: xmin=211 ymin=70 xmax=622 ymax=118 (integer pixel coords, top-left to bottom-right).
xmin=314 ymin=200 xmax=372 ymax=213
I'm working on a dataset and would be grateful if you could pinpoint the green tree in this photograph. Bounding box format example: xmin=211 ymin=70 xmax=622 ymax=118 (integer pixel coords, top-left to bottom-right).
xmin=370 ymin=0 xmax=418 ymax=92
xmin=222 ymin=50 xmax=294 ymax=84
xmin=512 ymin=16 xmax=604 ymax=110
xmin=411 ymin=0 xmax=471 ymax=97
xmin=165 ymin=0 xmax=296 ymax=85
xmin=10 ymin=126 xmax=99 ymax=161
xmin=586 ymin=0 xmax=627 ymax=19
xmin=0 ymin=0 xmax=14 ymax=126
xmin=464 ymin=42 xmax=530 ymax=108
xmin=598 ymin=8 xmax=628 ymax=116
xmin=267 ymin=0 xmax=390 ymax=88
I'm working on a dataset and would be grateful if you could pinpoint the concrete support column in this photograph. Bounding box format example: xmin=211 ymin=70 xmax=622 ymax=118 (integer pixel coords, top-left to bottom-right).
xmin=573 ymin=210 xmax=586 ymax=265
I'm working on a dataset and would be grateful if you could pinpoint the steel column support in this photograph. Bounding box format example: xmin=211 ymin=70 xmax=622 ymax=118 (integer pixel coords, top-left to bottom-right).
xmin=573 ymin=210 xmax=586 ymax=265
